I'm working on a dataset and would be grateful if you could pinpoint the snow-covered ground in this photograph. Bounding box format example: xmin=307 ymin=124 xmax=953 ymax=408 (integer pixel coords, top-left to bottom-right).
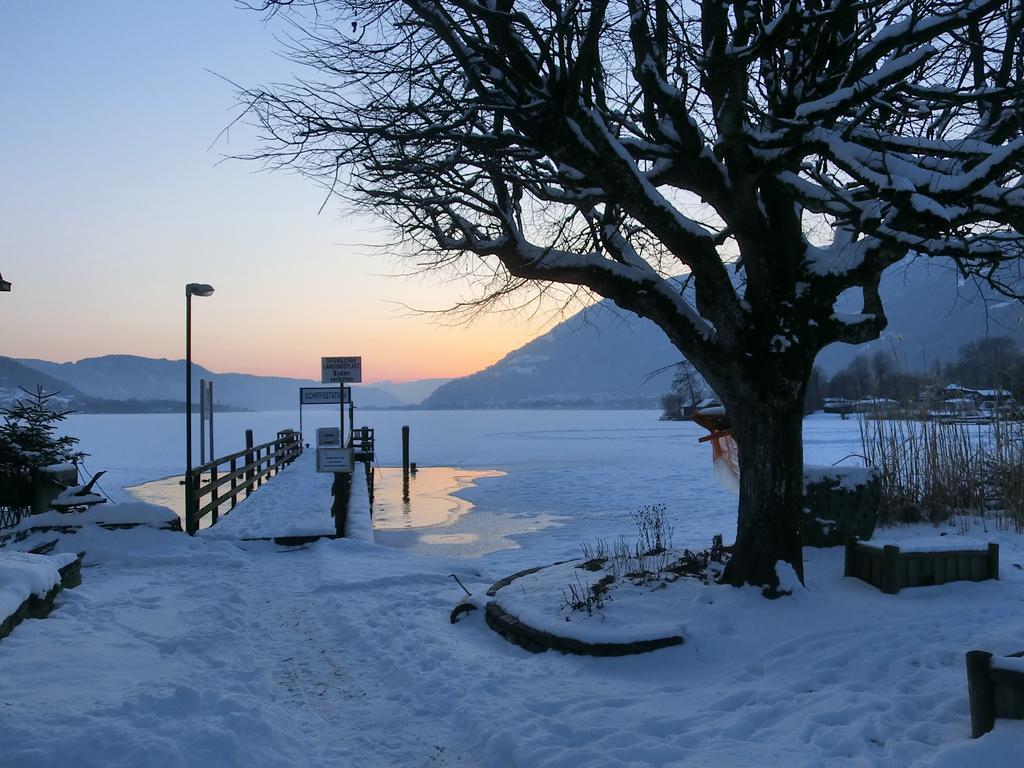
xmin=2 ymin=411 xmax=1022 ymax=767
xmin=0 ymin=550 xmax=78 ymax=623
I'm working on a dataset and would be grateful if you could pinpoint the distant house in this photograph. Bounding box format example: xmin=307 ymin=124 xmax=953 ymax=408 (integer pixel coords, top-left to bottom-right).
xmin=928 ymin=384 xmax=1016 ymax=419
xmin=821 ymin=396 xmax=902 ymax=417
xmin=823 ymin=397 xmax=853 ymax=415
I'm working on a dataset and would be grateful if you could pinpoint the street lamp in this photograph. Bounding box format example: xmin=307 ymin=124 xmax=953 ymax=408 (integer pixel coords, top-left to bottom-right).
xmin=0 ymin=273 xmax=11 ymax=292
xmin=185 ymin=282 xmax=214 ymax=534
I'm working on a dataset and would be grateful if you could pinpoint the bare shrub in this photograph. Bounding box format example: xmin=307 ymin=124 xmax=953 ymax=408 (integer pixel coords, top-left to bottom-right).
xmin=631 ymin=503 xmax=674 ymax=555
xmin=664 ymin=535 xmax=730 ymax=583
xmin=565 ymin=503 xmax=728 ymax=613
xmin=561 ymin=572 xmax=614 ymax=615
xmin=578 ymin=538 xmax=609 ymax=571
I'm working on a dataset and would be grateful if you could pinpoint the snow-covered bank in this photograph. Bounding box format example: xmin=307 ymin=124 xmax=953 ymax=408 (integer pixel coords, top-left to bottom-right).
xmin=3 ymin=521 xmax=1023 ymax=767
xmin=3 ymin=412 xmax=1020 ymax=766
xmin=0 ymin=550 xmax=78 ymax=623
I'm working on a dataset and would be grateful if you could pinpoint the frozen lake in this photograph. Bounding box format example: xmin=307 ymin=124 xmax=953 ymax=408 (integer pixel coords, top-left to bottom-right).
xmin=64 ymin=409 xmax=865 ymax=562
xmin=18 ymin=411 xmax=1018 ymax=768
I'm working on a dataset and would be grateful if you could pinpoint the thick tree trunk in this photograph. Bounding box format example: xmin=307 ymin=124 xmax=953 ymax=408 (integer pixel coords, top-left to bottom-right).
xmin=719 ymin=388 xmax=806 ymax=593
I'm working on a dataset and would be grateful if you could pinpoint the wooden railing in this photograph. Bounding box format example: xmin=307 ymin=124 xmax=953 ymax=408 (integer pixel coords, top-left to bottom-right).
xmin=185 ymin=430 xmax=303 ymax=535
xmin=352 ymin=427 xmax=375 ymax=461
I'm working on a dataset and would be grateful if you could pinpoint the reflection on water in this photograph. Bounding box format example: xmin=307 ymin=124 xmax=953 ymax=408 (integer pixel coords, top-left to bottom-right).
xmin=419 ymin=533 xmax=480 ymax=545
xmin=126 ymin=475 xmax=215 ymax=530
xmin=372 ymin=467 xmax=505 ymax=530
xmin=126 ymin=466 xmax=507 ymax=541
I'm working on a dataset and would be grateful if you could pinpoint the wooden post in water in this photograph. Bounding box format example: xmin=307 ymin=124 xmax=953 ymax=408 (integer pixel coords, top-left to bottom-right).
xmin=402 ymin=425 xmax=411 ymax=502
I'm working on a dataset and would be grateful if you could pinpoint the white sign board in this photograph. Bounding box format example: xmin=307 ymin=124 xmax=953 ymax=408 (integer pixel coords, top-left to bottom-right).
xmin=316 ymin=427 xmax=341 ymax=447
xmin=321 ymin=356 xmax=362 ymax=384
xmin=316 ymin=447 xmax=354 ymax=473
xmin=300 ymin=386 xmax=350 ymax=405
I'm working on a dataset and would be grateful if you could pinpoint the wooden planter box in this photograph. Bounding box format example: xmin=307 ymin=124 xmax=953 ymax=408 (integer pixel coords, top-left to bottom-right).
xmin=966 ymin=650 xmax=1024 ymax=737
xmin=844 ymin=538 xmax=999 ymax=594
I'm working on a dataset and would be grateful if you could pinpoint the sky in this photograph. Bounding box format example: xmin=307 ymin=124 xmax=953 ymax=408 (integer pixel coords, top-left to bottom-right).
xmin=0 ymin=2 xmax=564 ymax=383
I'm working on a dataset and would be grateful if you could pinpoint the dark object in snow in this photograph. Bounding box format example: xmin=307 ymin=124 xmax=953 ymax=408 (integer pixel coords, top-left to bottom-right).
xmin=844 ymin=539 xmax=998 ymax=594
xmin=450 ymin=596 xmax=478 ymax=624
xmin=50 ymin=471 xmax=107 ymax=512
xmin=802 ymin=467 xmax=880 ymax=548
xmin=966 ymin=649 xmax=1024 ymax=738
xmin=449 ymin=575 xmax=478 ymax=622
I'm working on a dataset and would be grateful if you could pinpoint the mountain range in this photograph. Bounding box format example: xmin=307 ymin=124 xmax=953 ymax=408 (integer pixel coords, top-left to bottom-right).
xmin=4 ymin=260 xmax=1021 ymax=412
xmin=423 ymin=259 xmax=1024 ymax=408
xmin=2 ymin=355 xmax=414 ymax=412
xmin=422 ymin=306 xmax=678 ymax=408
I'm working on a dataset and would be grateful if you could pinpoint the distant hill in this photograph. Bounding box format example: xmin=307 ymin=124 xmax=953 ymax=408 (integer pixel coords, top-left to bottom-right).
xmin=815 ymin=259 xmax=1024 ymax=374
xmin=0 ymin=357 xmax=88 ymax=410
xmin=422 ymin=306 xmax=679 ymax=408
xmin=14 ymin=355 xmax=404 ymax=410
xmin=369 ymin=378 xmax=452 ymax=405
xmin=423 ymin=259 xmax=1024 ymax=409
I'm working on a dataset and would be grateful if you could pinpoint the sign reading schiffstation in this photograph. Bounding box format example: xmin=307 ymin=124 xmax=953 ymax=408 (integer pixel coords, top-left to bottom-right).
xmin=321 ymin=356 xmax=362 ymax=384
xmin=300 ymin=387 xmax=351 ymax=405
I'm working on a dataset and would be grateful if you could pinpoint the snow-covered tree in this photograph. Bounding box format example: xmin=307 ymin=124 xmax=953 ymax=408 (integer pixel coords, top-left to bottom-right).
xmin=243 ymin=0 xmax=1023 ymax=591
xmin=0 ymin=387 xmax=84 ymax=512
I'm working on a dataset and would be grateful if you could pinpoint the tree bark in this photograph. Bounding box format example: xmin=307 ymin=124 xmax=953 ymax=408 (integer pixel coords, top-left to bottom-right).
xmin=719 ymin=384 xmax=806 ymax=593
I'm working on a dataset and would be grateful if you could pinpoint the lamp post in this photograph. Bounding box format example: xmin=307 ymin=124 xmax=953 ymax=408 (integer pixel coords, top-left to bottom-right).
xmin=185 ymin=282 xmax=214 ymax=534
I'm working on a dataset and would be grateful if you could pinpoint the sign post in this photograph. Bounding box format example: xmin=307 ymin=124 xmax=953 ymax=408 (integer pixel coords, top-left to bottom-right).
xmin=321 ymin=356 xmax=362 ymax=384
xmin=299 ymin=386 xmax=350 ymax=437
xmin=321 ymin=356 xmax=362 ymax=444
xmin=315 ymin=356 xmax=364 ymax=538
xmin=199 ymin=379 xmax=214 ymax=465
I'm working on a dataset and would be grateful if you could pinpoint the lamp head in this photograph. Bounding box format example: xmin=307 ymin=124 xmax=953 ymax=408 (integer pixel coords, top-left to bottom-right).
xmin=186 ymin=283 xmax=215 ymax=297
xmin=0 ymin=273 xmax=10 ymax=292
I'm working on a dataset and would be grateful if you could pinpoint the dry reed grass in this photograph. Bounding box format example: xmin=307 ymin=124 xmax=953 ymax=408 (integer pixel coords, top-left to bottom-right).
xmin=860 ymin=413 xmax=1024 ymax=532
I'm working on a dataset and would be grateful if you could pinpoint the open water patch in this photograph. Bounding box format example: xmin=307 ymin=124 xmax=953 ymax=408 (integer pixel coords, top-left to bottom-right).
xmin=371 ymin=467 xmax=505 ymax=530
xmin=126 ymin=475 xmax=215 ymax=530
xmin=371 ymin=466 xmax=560 ymax=557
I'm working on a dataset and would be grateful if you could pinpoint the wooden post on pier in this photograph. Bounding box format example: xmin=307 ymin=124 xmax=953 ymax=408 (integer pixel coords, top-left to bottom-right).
xmin=331 ymin=472 xmax=352 ymax=537
xmin=244 ymin=429 xmax=255 ymax=496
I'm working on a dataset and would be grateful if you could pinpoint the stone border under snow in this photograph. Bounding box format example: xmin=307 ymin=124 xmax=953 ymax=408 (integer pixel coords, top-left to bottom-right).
xmin=484 ymin=562 xmax=684 ymax=657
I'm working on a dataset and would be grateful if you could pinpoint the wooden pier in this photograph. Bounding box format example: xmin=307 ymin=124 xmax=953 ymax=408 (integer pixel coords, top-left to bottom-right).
xmin=185 ymin=429 xmax=303 ymax=534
